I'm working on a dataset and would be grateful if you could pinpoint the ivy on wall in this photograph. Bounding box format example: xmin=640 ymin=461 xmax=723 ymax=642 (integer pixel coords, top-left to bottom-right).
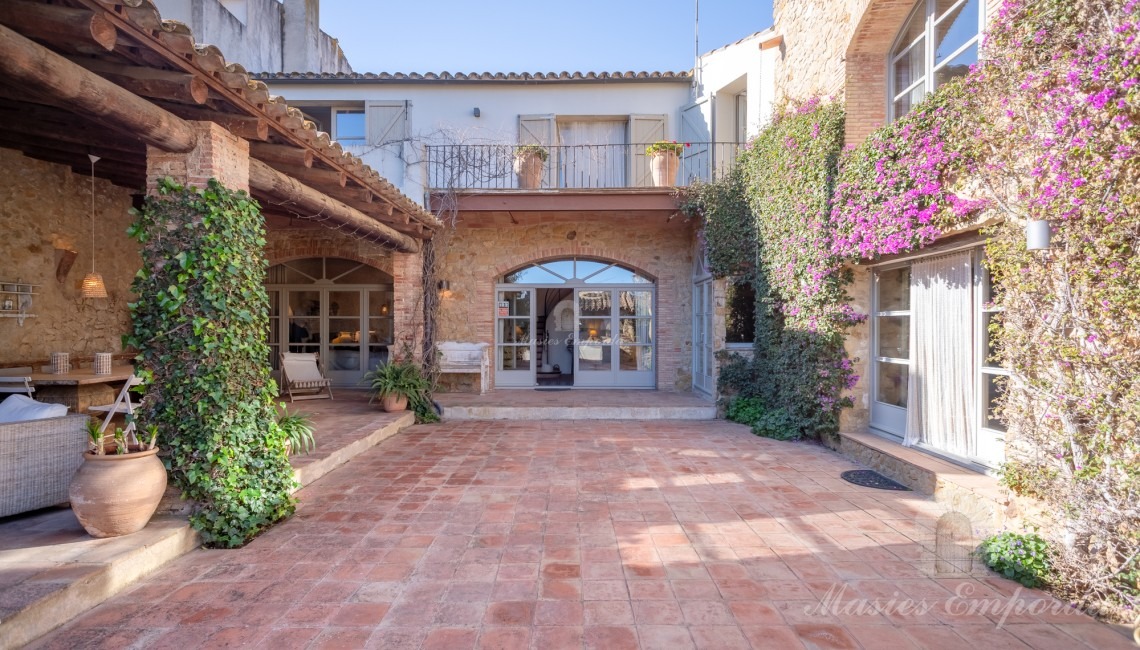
xmin=127 ymin=178 xmax=296 ymax=548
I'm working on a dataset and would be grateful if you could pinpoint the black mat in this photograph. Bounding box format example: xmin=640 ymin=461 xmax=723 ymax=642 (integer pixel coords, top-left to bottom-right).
xmin=534 ymin=387 xmax=571 ymax=391
xmin=840 ymin=469 xmax=911 ymax=491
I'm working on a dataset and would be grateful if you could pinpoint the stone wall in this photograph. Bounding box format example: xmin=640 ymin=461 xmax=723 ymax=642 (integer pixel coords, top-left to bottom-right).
xmin=263 ymin=226 xmax=396 ymax=276
xmin=435 ymin=218 xmax=696 ymax=392
xmin=0 ymin=149 xmax=139 ymax=365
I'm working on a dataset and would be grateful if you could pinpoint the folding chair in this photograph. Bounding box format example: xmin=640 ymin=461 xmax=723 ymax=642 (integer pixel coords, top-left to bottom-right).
xmin=87 ymin=375 xmax=144 ymax=435
xmin=280 ymin=352 xmax=334 ymax=402
xmin=0 ymin=367 xmax=35 ymax=398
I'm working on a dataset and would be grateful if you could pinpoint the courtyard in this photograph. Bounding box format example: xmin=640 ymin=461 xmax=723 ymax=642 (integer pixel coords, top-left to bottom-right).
xmin=28 ymin=420 xmax=1130 ymax=649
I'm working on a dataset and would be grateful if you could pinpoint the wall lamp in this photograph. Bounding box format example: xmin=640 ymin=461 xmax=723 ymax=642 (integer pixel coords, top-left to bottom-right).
xmin=472 ymin=107 xmax=481 ymax=118
xmin=438 ymin=280 xmax=451 ymax=291
xmin=1026 ymin=219 xmax=1052 ymax=251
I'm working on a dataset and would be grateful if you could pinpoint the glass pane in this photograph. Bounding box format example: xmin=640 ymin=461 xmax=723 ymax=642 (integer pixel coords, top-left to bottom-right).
xmin=896 ymin=5 xmax=927 ymax=48
xmin=620 ymin=345 xmax=653 ymax=371
xmin=288 ymin=291 xmax=321 ymax=317
xmin=584 ymin=265 xmax=651 ymax=284
xmin=575 ymin=260 xmax=608 ymax=279
xmin=324 ymin=258 xmax=360 ymax=281
xmin=368 ymin=317 xmax=393 ymax=344
xmin=268 ymin=290 xmax=279 ymax=317
xmin=877 ymin=267 xmax=911 ymax=311
xmin=500 ymin=319 xmax=531 ymax=343
xmin=893 ymin=84 xmax=927 ymax=119
xmin=619 ymin=290 xmax=653 ymax=317
xmin=335 ymin=110 xmax=366 ymax=144
xmin=369 ymin=291 xmax=392 ymax=317
xmin=329 ymin=291 xmax=360 ymax=317
xmin=983 ymin=373 xmax=1008 ymax=432
xmin=876 ymin=362 xmax=909 ymax=407
xmin=725 ymin=280 xmax=755 ymax=344
xmin=498 ymin=290 xmax=531 ymax=317
xmin=329 ymin=319 xmax=361 ymax=344
xmin=983 ymin=311 xmax=1001 ymax=367
xmin=935 ymin=42 xmax=977 ymax=88
xmin=893 ymin=39 xmax=925 ymax=94
xmin=275 ymin=259 xmax=322 ymax=283
xmin=935 ymin=0 xmax=979 ymax=64
xmin=541 ymin=260 xmax=575 ymax=279
xmin=499 ymin=347 xmax=517 ymax=370
xmin=367 ymin=346 xmax=388 ymax=371
xmin=578 ymin=344 xmax=611 ymax=371
xmin=578 ymin=319 xmax=611 ymax=343
xmin=337 ymin=264 xmax=390 ymax=285
xmin=329 ymin=348 xmax=361 ymax=371
xmin=500 ymin=346 xmax=531 ymax=371
xmin=578 ymin=290 xmax=610 ymax=317
xmin=619 ymin=318 xmax=652 ymax=344
xmin=877 ymin=316 xmax=910 ymax=358
xmin=504 ymin=265 xmax=563 ymax=284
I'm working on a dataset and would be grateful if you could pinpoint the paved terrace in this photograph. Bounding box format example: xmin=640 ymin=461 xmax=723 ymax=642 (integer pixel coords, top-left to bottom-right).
xmin=27 ymin=420 xmax=1132 ymax=649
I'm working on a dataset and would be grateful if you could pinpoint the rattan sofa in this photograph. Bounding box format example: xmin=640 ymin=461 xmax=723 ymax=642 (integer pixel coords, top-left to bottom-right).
xmin=0 ymin=413 xmax=90 ymax=518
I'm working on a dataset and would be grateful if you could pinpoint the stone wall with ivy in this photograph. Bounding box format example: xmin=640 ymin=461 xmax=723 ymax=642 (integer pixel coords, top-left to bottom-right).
xmin=128 ymin=178 xmax=296 ymax=548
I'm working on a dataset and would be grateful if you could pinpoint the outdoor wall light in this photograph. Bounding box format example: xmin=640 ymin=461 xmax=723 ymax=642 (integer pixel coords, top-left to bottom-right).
xmin=438 ymin=280 xmax=451 ymax=291
xmin=473 ymin=107 xmax=480 ymax=118
xmin=1026 ymin=219 xmax=1052 ymax=251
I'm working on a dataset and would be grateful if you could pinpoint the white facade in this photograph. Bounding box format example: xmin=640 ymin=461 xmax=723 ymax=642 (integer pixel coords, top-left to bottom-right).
xmin=687 ymin=29 xmax=781 ymax=145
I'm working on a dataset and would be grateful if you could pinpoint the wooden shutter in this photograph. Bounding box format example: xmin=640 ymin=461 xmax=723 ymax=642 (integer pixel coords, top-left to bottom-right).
xmin=518 ymin=114 xmax=555 ymax=146
xmin=366 ymin=100 xmax=408 ymax=146
xmin=681 ymin=102 xmax=711 ymax=183
xmin=629 ymin=114 xmax=667 ymax=187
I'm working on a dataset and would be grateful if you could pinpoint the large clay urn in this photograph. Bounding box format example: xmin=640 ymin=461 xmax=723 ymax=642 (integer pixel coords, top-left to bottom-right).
xmin=649 ymin=151 xmax=680 ymax=187
xmin=381 ymin=393 xmax=408 ymax=413
xmin=513 ymin=149 xmax=545 ymax=189
xmin=69 ymin=446 xmax=167 ymax=538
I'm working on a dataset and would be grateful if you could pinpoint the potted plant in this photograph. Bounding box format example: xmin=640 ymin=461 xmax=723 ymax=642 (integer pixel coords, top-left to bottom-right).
xmin=362 ymin=359 xmax=430 ymax=413
xmin=645 ymin=140 xmax=684 ymax=187
xmin=69 ymin=418 xmax=167 ymax=538
xmin=513 ymin=144 xmax=548 ymax=189
xmin=277 ymin=409 xmax=315 ymax=455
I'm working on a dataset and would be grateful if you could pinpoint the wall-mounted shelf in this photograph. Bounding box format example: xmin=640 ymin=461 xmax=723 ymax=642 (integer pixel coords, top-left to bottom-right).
xmin=0 ymin=280 xmax=38 ymax=327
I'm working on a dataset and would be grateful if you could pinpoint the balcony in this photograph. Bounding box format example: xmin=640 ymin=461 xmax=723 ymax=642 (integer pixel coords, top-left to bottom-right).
xmin=426 ymin=142 xmax=743 ymax=191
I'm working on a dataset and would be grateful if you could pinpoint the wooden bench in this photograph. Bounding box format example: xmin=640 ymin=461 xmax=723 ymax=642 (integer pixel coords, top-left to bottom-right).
xmin=437 ymin=342 xmax=490 ymax=394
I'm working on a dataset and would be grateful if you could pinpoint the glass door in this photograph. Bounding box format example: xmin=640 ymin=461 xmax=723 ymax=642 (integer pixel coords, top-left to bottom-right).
xmin=617 ymin=289 xmax=654 ymax=387
xmin=870 ymin=266 xmax=911 ymax=437
xmin=692 ymin=280 xmax=714 ymax=395
xmin=574 ymin=288 xmax=655 ymax=388
xmin=574 ymin=289 xmax=613 ymax=387
xmin=496 ymin=289 xmax=534 ymax=386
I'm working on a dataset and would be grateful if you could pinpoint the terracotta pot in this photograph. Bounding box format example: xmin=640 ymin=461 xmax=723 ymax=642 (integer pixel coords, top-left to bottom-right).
xmin=649 ymin=151 xmax=680 ymax=187
xmin=69 ymin=446 xmax=167 ymax=538
xmin=513 ymin=151 xmax=545 ymax=189
xmin=381 ymin=393 xmax=408 ymax=412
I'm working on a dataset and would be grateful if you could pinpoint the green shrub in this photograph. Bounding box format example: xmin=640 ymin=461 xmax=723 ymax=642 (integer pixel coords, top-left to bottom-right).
xmin=980 ymin=531 xmax=1052 ymax=589
xmin=725 ymin=396 xmax=799 ymax=441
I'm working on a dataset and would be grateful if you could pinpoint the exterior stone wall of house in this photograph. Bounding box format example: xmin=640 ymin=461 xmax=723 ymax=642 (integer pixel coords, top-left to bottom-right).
xmin=435 ymin=218 xmax=696 ymax=392
xmin=841 ymin=264 xmax=873 ymax=432
xmin=0 ymin=149 xmax=139 ymax=365
xmin=772 ymin=0 xmax=854 ymax=102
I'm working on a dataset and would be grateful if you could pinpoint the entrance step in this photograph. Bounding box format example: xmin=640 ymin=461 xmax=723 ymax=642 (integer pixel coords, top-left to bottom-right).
xmin=436 ymin=390 xmax=717 ymax=421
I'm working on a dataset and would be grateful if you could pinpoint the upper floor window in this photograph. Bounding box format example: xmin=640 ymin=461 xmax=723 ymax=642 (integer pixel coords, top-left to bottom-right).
xmin=890 ymin=0 xmax=984 ymax=120
xmin=333 ymin=109 xmax=366 ymax=147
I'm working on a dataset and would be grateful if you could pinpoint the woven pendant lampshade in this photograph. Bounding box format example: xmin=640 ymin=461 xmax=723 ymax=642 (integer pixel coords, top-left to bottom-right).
xmin=81 ymin=272 xmax=108 ymax=298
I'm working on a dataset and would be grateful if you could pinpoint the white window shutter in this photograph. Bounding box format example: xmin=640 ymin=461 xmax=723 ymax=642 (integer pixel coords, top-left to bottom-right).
xmin=518 ymin=114 xmax=555 ymax=146
xmin=366 ymin=100 xmax=408 ymax=146
xmin=681 ymin=103 xmax=711 ymax=183
xmin=629 ymin=114 xmax=667 ymax=188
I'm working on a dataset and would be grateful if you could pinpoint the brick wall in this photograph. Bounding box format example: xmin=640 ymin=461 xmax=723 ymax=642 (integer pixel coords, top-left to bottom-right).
xmin=435 ymin=218 xmax=696 ymax=392
xmin=145 ymin=121 xmax=250 ymax=193
xmin=0 ymin=149 xmax=138 ymax=364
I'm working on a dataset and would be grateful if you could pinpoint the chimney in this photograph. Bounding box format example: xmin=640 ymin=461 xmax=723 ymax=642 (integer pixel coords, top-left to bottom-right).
xmin=283 ymin=0 xmax=320 ymax=72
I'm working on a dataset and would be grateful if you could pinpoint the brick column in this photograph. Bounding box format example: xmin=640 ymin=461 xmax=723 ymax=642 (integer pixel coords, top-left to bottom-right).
xmin=145 ymin=121 xmax=249 ymax=193
xmin=391 ymin=248 xmax=424 ymax=362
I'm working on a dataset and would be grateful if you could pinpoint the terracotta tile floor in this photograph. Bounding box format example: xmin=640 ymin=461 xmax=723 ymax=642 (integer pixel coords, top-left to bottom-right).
xmin=28 ymin=420 xmax=1133 ymax=649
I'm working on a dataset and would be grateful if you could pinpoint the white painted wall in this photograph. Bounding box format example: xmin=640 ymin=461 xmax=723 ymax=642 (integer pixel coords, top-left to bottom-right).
xmin=687 ymin=30 xmax=780 ymax=144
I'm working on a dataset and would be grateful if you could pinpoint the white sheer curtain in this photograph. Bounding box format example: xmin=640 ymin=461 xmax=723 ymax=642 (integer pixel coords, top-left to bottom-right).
xmin=904 ymin=251 xmax=976 ymax=457
xmin=558 ymin=121 xmax=626 ymax=188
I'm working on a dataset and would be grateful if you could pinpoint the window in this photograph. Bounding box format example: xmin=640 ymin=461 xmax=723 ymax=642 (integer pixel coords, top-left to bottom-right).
xmin=977 ymin=256 xmax=1008 ymax=433
xmin=333 ymin=109 xmax=366 ymax=146
xmin=889 ymin=0 xmax=984 ymax=120
xmin=725 ymin=277 xmax=755 ymax=345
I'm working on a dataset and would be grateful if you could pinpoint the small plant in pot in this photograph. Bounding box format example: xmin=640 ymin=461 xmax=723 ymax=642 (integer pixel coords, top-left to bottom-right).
xmin=70 ymin=418 xmax=167 ymax=538
xmin=277 ymin=408 xmax=315 ymax=456
xmin=362 ymin=359 xmax=430 ymax=413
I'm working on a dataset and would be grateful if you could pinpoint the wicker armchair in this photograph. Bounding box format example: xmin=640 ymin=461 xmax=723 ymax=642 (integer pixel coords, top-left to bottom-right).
xmin=0 ymin=413 xmax=91 ymax=517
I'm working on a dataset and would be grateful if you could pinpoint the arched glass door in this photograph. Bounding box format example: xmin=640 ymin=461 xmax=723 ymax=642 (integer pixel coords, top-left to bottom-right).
xmin=266 ymin=258 xmax=394 ymax=387
xmin=498 ymin=258 xmax=655 ymax=388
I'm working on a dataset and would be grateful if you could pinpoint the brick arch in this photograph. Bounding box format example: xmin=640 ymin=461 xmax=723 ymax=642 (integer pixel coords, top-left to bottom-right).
xmin=491 ymin=247 xmax=661 ymax=284
xmin=843 ymin=0 xmax=921 ymax=146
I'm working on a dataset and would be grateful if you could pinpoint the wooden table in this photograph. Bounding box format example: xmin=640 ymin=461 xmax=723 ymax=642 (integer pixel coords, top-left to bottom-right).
xmin=29 ymin=366 xmax=135 ymax=412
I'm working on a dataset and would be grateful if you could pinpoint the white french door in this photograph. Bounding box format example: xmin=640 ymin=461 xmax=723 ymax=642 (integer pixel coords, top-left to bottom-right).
xmin=573 ymin=288 xmax=654 ymax=388
xmin=692 ymin=279 xmax=714 ymax=396
xmin=278 ymin=288 xmax=392 ymax=387
xmin=495 ymin=289 xmax=534 ymax=387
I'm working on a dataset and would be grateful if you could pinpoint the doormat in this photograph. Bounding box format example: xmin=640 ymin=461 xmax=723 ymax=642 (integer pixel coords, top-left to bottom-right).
xmin=840 ymin=470 xmax=911 ymax=491
xmin=535 ymin=387 xmax=571 ymax=391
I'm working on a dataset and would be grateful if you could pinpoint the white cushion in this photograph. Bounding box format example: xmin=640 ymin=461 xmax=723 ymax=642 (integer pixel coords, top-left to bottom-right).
xmin=0 ymin=394 xmax=68 ymax=424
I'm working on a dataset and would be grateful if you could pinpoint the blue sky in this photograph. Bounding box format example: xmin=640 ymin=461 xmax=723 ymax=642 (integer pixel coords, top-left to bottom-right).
xmin=321 ymin=1 xmax=775 ymax=74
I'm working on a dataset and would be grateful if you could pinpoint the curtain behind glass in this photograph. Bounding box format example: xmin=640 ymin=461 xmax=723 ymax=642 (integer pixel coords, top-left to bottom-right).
xmin=558 ymin=121 xmax=627 ymax=188
xmin=904 ymin=251 xmax=976 ymax=457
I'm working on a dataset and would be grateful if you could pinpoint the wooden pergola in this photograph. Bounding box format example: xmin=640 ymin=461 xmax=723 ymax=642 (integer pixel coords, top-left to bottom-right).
xmin=0 ymin=0 xmax=437 ymax=252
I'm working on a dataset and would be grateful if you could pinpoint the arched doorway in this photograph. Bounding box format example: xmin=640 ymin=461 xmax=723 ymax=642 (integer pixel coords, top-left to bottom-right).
xmin=497 ymin=257 xmax=655 ymax=388
xmin=266 ymin=257 xmax=394 ymax=387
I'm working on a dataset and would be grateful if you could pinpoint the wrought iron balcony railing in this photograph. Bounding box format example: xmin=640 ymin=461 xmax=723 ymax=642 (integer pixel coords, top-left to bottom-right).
xmin=426 ymin=142 xmax=744 ymax=191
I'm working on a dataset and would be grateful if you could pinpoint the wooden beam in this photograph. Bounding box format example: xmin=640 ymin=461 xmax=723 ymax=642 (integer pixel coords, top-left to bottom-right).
xmin=267 ymin=163 xmax=347 ymax=189
xmin=249 ymin=142 xmax=312 ymax=169
xmin=0 ymin=1 xmax=117 ymax=53
xmin=69 ymin=57 xmax=209 ymax=105
xmin=152 ymin=101 xmax=269 ymax=141
xmin=0 ymin=24 xmax=196 ymax=153
xmin=248 ymin=159 xmax=422 ymax=252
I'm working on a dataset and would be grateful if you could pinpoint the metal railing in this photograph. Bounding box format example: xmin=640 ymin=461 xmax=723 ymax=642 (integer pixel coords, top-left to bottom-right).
xmin=426 ymin=142 xmax=744 ymax=191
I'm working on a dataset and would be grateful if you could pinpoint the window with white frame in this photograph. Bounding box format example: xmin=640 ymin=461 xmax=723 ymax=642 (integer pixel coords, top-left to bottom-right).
xmin=333 ymin=108 xmax=366 ymax=147
xmin=890 ymin=0 xmax=984 ymax=120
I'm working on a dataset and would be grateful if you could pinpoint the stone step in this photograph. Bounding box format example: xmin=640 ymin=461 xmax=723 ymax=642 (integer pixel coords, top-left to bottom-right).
xmin=442 ymin=404 xmax=717 ymax=420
